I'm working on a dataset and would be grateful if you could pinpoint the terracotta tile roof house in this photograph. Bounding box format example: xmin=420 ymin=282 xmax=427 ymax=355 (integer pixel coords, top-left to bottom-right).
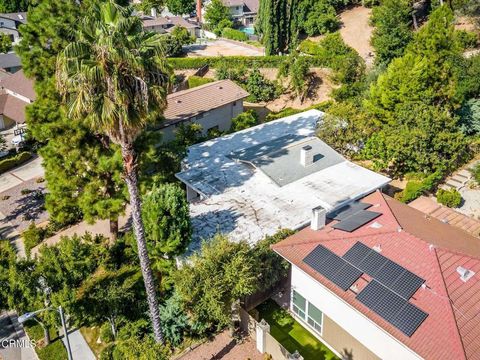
xmin=159 ymin=80 xmax=249 ymax=142
xmin=410 ymin=195 xmax=480 ymax=238
xmin=272 ymin=190 xmax=480 ymax=360
xmin=0 ymin=70 xmax=35 ymax=129
xmin=176 ymin=109 xmax=390 ymax=253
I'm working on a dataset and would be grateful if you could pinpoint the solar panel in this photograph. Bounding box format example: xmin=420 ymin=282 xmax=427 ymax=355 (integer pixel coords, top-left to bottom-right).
xmin=332 ymin=210 xmax=381 ymax=232
xmin=356 ymin=281 xmax=428 ymax=337
xmin=390 ymin=271 xmax=425 ymax=300
xmin=303 ymin=245 xmax=363 ymax=291
xmin=391 ymin=302 xmax=429 ymax=337
xmin=327 ymin=202 xmax=372 ymax=221
xmin=342 ymin=241 xmax=370 ymax=264
xmin=343 ymin=242 xmax=425 ymax=299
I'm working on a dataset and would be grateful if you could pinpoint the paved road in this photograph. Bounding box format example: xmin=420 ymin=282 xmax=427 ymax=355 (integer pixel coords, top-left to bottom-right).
xmin=0 ymin=311 xmax=37 ymax=360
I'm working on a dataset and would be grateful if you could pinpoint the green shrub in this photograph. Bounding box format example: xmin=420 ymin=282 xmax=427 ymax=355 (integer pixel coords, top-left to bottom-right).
xmin=455 ymin=30 xmax=478 ymax=49
xmin=221 ymin=27 xmax=248 ymax=41
xmin=22 ymin=222 xmax=53 ymax=257
xmin=100 ymin=343 xmax=115 ymax=360
xmin=100 ymin=322 xmax=114 ymax=343
xmin=187 ymin=76 xmax=214 ymax=89
xmin=265 ymin=108 xmax=303 ymax=121
xmin=471 ymin=163 xmax=480 ymax=184
xmin=395 ymin=172 xmax=443 ymax=203
xmin=436 ymin=188 xmax=462 ymax=208
xmin=0 ymin=151 xmax=32 ymax=174
xmin=245 ymin=68 xmax=280 ymax=102
xmin=230 ymin=110 xmax=259 ymax=132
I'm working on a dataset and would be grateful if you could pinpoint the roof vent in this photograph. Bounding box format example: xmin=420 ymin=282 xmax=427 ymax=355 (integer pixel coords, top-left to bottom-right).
xmin=18 ymin=14 xmax=24 ymax=20
xmin=457 ymin=266 xmax=475 ymax=282
xmin=217 ymin=86 xmax=223 ymax=90
xmin=373 ymin=244 xmax=382 ymax=253
xmin=350 ymin=284 xmax=359 ymax=293
xmin=300 ymin=145 xmax=313 ymax=167
xmin=176 ymin=100 xmax=181 ymax=104
xmin=369 ymin=221 xmax=382 ymax=229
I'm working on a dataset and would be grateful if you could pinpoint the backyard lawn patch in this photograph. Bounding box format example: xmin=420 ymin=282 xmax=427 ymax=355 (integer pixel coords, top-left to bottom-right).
xmin=256 ymin=299 xmax=338 ymax=360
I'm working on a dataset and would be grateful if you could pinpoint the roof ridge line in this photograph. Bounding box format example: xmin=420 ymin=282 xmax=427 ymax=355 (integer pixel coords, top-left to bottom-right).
xmin=272 ymin=228 xmax=400 ymax=249
xmin=432 ymin=248 xmax=468 ymax=360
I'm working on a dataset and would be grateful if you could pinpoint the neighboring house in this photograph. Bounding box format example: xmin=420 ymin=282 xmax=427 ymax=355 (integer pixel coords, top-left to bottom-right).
xmin=140 ymin=15 xmax=199 ymax=37
xmin=0 ymin=53 xmax=21 ymax=73
xmin=0 ymin=70 xmax=35 ymax=129
xmin=160 ymin=79 xmax=248 ymax=142
xmin=0 ymin=12 xmax=27 ymax=44
xmin=221 ymin=0 xmax=258 ymax=26
xmin=272 ymin=190 xmax=480 ymax=360
xmin=176 ymin=109 xmax=390 ymax=252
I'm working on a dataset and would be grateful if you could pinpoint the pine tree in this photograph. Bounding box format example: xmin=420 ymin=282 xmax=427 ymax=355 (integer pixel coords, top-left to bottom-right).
xmin=17 ymin=0 xmax=128 ymax=235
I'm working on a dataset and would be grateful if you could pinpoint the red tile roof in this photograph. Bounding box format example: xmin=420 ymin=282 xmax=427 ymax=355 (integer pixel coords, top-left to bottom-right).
xmin=0 ymin=93 xmax=27 ymax=124
xmin=272 ymin=191 xmax=480 ymax=360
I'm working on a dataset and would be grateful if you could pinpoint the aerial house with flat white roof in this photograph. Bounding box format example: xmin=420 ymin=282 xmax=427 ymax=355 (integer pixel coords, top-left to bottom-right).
xmin=176 ymin=109 xmax=390 ymax=252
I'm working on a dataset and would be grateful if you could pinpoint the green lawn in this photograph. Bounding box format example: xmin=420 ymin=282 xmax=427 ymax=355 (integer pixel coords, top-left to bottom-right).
xmin=256 ymin=299 xmax=338 ymax=360
xmin=23 ymin=320 xmax=67 ymax=360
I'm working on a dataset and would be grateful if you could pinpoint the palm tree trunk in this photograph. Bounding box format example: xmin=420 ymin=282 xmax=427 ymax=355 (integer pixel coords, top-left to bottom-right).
xmin=121 ymin=142 xmax=164 ymax=344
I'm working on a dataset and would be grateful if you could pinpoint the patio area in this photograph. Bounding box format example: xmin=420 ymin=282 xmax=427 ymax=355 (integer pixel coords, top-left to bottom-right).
xmin=255 ymin=299 xmax=338 ymax=360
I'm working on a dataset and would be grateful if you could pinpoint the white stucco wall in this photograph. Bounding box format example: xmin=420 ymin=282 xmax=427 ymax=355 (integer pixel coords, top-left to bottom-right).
xmin=160 ymin=100 xmax=244 ymax=142
xmin=290 ymin=265 xmax=422 ymax=360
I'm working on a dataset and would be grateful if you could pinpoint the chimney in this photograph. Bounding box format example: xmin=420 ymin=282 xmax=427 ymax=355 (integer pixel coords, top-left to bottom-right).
xmin=151 ymin=7 xmax=157 ymax=18
xmin=311 ymin=206 xmax=326 ymax=231
xmin=457 ymin=266 xmax=475 ymax=282
xmin=197 ymin=0 xmax=202 ymax=23
xmin=300 ymin=145 xmax=313 ymax=167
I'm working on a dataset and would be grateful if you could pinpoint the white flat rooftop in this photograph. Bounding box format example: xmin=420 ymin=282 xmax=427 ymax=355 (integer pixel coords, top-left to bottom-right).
xmin=176 ymin=109 xmax=390 ymax=252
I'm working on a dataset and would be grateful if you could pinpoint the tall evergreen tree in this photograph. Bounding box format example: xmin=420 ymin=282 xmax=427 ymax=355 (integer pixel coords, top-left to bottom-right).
xmin=256 ymin=0 xmax=292 ymax=55
xmin=56 ymin=1 xmax=171 ymax=343
xmin=371 ymin=0 xmax=413 ymax=66
xmin=364 ymin=6 xmax=468 ymax=175
xmin=17 ymin=0 xmax=128 ymax=235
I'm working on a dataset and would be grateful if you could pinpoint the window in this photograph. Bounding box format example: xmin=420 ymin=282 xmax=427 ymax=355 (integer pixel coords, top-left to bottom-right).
xmin=196 ymin=113 xmax=204 ymax=120
xmin=292 ymin=290 xmax=306 ymax=320
xmin=307 ymin=302 xmax=323 ymax=334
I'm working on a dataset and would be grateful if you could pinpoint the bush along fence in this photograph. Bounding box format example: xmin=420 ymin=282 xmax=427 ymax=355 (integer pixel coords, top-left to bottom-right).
xmin=168 ymin=55 xmax=326 ymax=70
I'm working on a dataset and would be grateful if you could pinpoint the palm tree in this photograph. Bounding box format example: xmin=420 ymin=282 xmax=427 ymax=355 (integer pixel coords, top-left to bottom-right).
xmin=56 ymin=1 xmax=171 ymax=344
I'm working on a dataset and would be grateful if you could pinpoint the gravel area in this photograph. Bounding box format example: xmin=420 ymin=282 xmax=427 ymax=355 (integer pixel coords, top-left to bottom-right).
xmin=458 ymin=186 xmax=480 ymax=220
xmin=0 ymin=177 xmax=48 ymax=233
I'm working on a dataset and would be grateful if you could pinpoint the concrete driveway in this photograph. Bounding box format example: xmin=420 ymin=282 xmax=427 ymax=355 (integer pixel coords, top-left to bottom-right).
xmin=0 ymin=156 xmax=44 ymax=193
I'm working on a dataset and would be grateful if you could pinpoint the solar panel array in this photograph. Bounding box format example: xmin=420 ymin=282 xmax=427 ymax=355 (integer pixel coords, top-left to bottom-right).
xmin=356 ymin=280 xmax=428 ymax=337
xmin=303 ymin=241 xmax=429 ymax=337
xmin=332 ymin=210 xmax=382 ymax=232
xmin=303 ymin=245 xmax=363 ymax=291
xmin=343 ymin=242 xmax=424 ymax=299
xmin=327 ymin=202 xmax=372 ymax=221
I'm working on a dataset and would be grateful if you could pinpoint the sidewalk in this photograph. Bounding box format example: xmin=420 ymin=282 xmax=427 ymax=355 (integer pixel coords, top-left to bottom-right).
xmin=60 ymin=328 xmax=95 ymax=360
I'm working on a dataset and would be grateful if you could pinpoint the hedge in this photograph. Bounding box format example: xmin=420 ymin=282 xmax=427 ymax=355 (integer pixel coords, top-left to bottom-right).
xmin=395 ymin=172 xmax=443 ymax=203
xmin=0 ymin=151 xmax=32 ymax=174
xmin=168 ymin=55 xmax=325 ymax=70
xmin=221 ymin=27 xmax=248 ymax=42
